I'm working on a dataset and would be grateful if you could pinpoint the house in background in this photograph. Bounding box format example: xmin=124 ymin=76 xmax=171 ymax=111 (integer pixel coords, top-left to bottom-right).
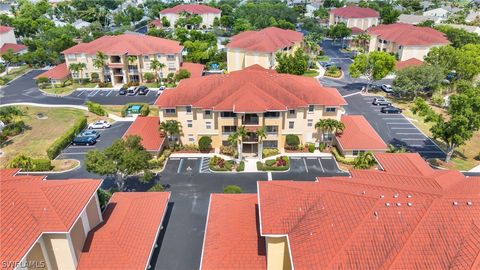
xmin=397 ymin=14 xmax=441 ymax=25
xmin=0 ymin=25 xmax=27 ymax=61
xmin=159 ymin=4 xmax=221 ymax=29
xmin=200 ymin=153 xmax=480 ymax=269
xmin=0 ymin=169 xmax=170 ymax=270
xmin=123 ymin=116 xmax=165 ymax=155
xmin=149 ymin=18 xmax=163 ymax=30
xmin=155 ymin=65 xmax=346 ymax=154
xmin=440 ymin=24 xmax=480 ymax=35
xmin=62 ymin=34 xmax=185 ymax=85
xmin=226 ymin=27 xmax=303 ymax=72
xmin=466 ymin=11 xmax=480 ymax=23
xmin=366 ymin=23 xmax=449 ymax=61
xmin=328 ymin=6 xmax=379 ymax=31
xmin=34 ymin=62 xmax=70 ymax=85
xmin=423 ymin=6 xmax=461 ymax=21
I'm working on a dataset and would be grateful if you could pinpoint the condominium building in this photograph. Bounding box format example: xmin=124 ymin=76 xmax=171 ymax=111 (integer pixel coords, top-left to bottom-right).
xmin=200 ymin=153 xmax=480 ymax=270
xmin=159 ymin=4 xmax=221 ymax=28
xmin=155 ymin=65 xmax=347 ymax=154
xmin=0 ymin=25 xmax=27 ymax=59
xmin=226 ymin=27 xmax=303 ymax=72
xmin=366 ymin=23 xmax=449 ymax=61
xmin=0 ymin=169 xmax=170 ymax=270
xmin=328 ymin=6 xmax=379 ymax=31
xmin=62 ymin=34 xmax=184 ymax=85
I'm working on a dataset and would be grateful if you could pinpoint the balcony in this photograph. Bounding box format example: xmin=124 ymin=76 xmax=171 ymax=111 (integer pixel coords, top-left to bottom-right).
xmin=242 ymin=114 xmax=259 ymax=125
xmin=110 ymin=56 xmax=121 ymax=64
xmin=243 ymin=132 xmax=258 ymax=142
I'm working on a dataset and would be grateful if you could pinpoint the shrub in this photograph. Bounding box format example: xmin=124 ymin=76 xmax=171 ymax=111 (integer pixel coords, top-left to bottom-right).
xmin=262 ymin=148 xmax=279 ymax=158
xmin=143 ymin=72 xmax=154 ymax=82
xmin=139 ymin=105 xmax=150 ymax=116
xmin=8 ymin=155 xmax=52 ymax=171
xmin=98 ymin=82 xmax=112 ymax=88
xmin=209 ymin=155 xmax=234 ymax=171
xmin=0 ymin=133 xmax=7 ymax=144
xmin=286 ymin=134 xmax=300 ymax=149
xmin=331 ymin=146 xmax=355 ymax=165
xmin=308 ymin=143 xmax=315 ymax=153
xmin=86 ymin=101 xmax=107 ymax=116
xmin=236 ymin=161 xmax=245 ymax=172
xmin=175 ymin=69 xmax=191 ymax=81
xmin=97 ymin=189 xmax=112 ymax=209
xmin=199 ymin=136 xmax=212 ymax=152
xmin=149 ymin=183 xmax=165 ymax=192
xmin=90 ymin=72 xmax=99 ymax=82
xmin=257 ymin=156 xmax=290 ymax=171
xmin=220 ymin=145 xmax=236 ymax=157
xmin=2 ymin=121 xmax=26 ymax=136
xmin=265 ymin=159 xmax=276 ymax=166
xmin=36 ymin=77 xmax=49 ymax=84
xmin=32 ymin=158 xmax=53 ymax=171
xmin=223 ymin=185 xmax=242 ymax=194
xmin=47 ymin=116 xmax=87 ymax=159
xmin=319 ymin=142 xmax=326 ymax=152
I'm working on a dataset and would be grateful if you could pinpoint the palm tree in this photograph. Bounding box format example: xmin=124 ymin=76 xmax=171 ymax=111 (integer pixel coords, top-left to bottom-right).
xmin=77 ymin=63 xmax=87 ymax=85
xmin=228 ymin=126 xmax=247 ymax=161
xmin=159 ymin=120 xmax=182 ymax=148
xmin=150 ymin=59 xmax=165 ymax=86
xmin=127 ymin=55 xmax=139 ymax=83
xmin=93 ymin=51 xmax=107 ymax=83
xmin=315 ymin=118 xmax=344 ymax=147
xmin=353 ymin=152 xmax=376 ymax=169
xmin=69 ymin=63 xmax=80 ymax=83
xmin=256 ymin=126 xmax=267 ymax=159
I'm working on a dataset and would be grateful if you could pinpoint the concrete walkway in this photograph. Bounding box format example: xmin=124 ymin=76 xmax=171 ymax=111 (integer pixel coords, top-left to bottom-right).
xmin=469 ymin=164 xmax=480 ymax=173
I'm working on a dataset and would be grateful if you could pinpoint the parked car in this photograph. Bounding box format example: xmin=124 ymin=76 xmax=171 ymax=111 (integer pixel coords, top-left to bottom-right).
xmin=381 ymin=84 xmax=393 ymax=93
xmin=138 ymin=86 xmax=149 ymax=95
xmin=127 ymin=86 xmax=138 ymax=96
xmin=88 ymin=120 xmax=111 ymax=129
xmin=159 ymin=85 xmax=166 ymax=91
xmin=72 ymin=136 xmax=97 ymax=146
xmin=381 ymin=106 xmax=402 ymax=114
xmin=118 ymin=87 xmax=127 ymax=95
xmin=372 ymin=97 xmax=391 ymax=106
xmin=370 ymin=84 xmax=381 ymax=91
xmin=80 ymin=130 xmax=100 ymax=139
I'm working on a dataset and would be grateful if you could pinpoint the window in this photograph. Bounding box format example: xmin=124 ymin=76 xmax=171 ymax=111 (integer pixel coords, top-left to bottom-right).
xmin=352 ymin=150 xmax=362 ymax=156
xmin=206 ymin=121 xmax=212 ymax=129
xmin=167 ymin=54 xmax=175 ymax=61
xmin=307 ymin=119 xmax=313 ymax=127
xmin=188 ymin=134 xmax=195 ymax=142
xmin=144 ymin=55 xmax=150 ymax=61
xmin=289 ymin=121 xmax=294 ymax=129
xmin=379 ymin=39 xmax=383 ymax=43
xmin=222 ymin=140 xmax=231 ymax=146
xmin=264 ymin=111 xmax=280 ymax=118
xmin=263 ymin=140 xmax=278 ymax=148
xmin=168 ymin=63 xmax=175 ymax=70
xmin=325 ymin=107 xmax=336 ymax=113
xmin=187 ymin=120 xmax=192 ymax=128
xmin=289 ymin=109 xmax=295 ymax=116
xmin=165 ymin=108 xmax=176 ymax=114
xmin=204 ymin=110 xmax=211 ymax=116
xmin=220 ymin=112 xmax=236 ymax=118
xmin=266 ymin=126 xmax=278 ymax=134
xmin=186 ymin=106 xmax=192 ymax=113
xmin=222 ymin=126 xmax=236 ymax=134
xmin=308 ymin=105 xmax=315 ymax=112
xmin=85 ymin=73 xmax=89 ymax=78
xmin=67 ymin=54 xmax=76 ymax=60
xmin=323 ymin=132 xmax=332 ymax=141
xmin=398 ymin=46 xmax=402 ymax=50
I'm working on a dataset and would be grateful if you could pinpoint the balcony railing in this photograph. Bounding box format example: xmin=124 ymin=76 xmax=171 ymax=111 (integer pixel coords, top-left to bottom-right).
xmin=243 ymin=133 xmax=258 ymax=142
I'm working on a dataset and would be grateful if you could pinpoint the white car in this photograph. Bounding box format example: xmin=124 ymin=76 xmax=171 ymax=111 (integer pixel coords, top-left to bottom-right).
xmin=88 ymin=120 xmax=111 ymax=129
xmin=381 ymin=84 xmax=393 ymax=93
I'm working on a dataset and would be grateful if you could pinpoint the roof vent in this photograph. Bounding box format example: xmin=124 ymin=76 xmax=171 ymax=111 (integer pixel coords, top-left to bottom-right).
xmin=43 ymin=208 xmax=47 ymax=211
xmin=396 ymin=202 xmax=402 ymax=207
xmin=407 ymin=202 xmax=413 ymax=207
xmin=394 ymin=193 xmax=399 ymax=198
xmin=374 ymin=211 xmax=378 ymax=217
xmin=453 ymin=201 xmax=459 ymax=206
xmin=385 ymin=202 xmax=391 ymax=207
xmin=361 ymin=191 xmax=366 ymax=195
xmin=380 ymin=195 xmax=385 ymax=198
xmin=407 ymin=194 xmax=412 ymax=198
xmin=467 ymin=201 xmax=473 ymax=206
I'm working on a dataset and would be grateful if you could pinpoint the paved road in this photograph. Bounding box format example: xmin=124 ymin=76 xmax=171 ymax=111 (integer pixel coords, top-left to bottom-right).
xmin=0 ymin=70 xmax=157 ymax=105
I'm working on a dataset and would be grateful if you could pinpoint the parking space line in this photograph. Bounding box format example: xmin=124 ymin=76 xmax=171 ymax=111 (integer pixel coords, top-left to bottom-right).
xmin=60 ymin=152 xmax=87 ymax=155
xmin=417 ymin=150 xmax=444 ymax=153
xmin=401 ymin=138 xmax=427 ymax=140
xmin=76 ymin=90 xmax=85 ymax=97
xmin=106 ymin=90 xmax=113 ymax=96
xmin=88 ymin=90 xmax=99 ymax=97
xmin=302 ymin=158 xmax=309 ymax=173
xmin=382 ymin=117 xmax=404 ymax=120
xmin=290 ymin=157 xmax=301 ymax=160
xmin=177 ymin=159 xmax=184 ymax=173
xmin=318 ymin=158 xmax=324 ymax=172
xmin=170 ymin=157 xmax=180 ymax=160
xmin=268 ymin=172 xmax=272 ymax=181
xmin=387 ymin=122 xmax=411 ymax=125
xmin=396 ymin=132 xmax=423 ymax=135
xmin=187 ymin=157 xmax=198 ymax=160
xmin=391 ymin=127 xmax=418 ymax=130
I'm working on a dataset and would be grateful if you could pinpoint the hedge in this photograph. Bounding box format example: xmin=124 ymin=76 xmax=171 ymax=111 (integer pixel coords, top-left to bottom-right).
xmin=262 ymin=148 xmax=279 ymax=158
xmin=149 ymin=183 xmax=165 ymax=192
xmin=47 ymin=116 xmax=87 ymax=159
xmin=257 ymin=156 xmax=290 ymax=171
xmin=8 ymin=155 xmax=52 ymax=171
xmin=223 ymin=185 xmax=242 ymax=194
xmin=86 ymin=101 xmax=107 ymax=116
xmin=31 ymin=158 xmax=53 ymax=171
xmin=198 ymin=136 xmax=212 ymax=152
xmin=331 ymin=146 xmax=355 ymax=165
xmin=286 ymin=134 xmax=300 ymax=149
xmin=236 ymin=161 xmax=245 ymax=172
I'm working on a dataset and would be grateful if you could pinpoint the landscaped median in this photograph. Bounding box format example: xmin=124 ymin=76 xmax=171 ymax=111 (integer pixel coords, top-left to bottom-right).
xmin=257 ymin=156 xmax=290 ymax=171
xmin=209 ymin=155 xmax=245 ymax=172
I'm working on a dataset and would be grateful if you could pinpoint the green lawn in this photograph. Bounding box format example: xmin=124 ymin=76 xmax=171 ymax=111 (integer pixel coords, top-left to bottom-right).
xmin=0 ymin=106 xmax=86 ymax=167
xmin=316 ymin=55 xmax=331 ymax=62
xmin=0 ymin=66 xmax=32 ymax=85
xmin=303 ymin=69 xmax=319 ymax=77
xmin=40 ymin=81 xmax=97 ymax=95
xmin=324 ymin=69 xmax=342 ymax=78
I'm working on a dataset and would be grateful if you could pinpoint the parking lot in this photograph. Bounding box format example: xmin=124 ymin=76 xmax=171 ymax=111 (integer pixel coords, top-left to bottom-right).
xmin=66 ymin=88 xmax=159 ymax=105
xmin=345 ymin=94 xmax=446 ymax=159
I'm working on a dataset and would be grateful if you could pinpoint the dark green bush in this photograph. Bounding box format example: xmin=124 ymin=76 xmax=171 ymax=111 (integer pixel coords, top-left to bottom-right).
xmin=98 ymin=82 xmax=112 ymax=88
xmin=265 ymin=159 xmax=276 ymax=166
xmin=223 ymin=185 xmax=242 ymax=194
xmin=47 ymin=117 xmax=87 ymax=159
xmin=139 ymin=105 xmax=150 ymax=116
xmin=97 ymin=189 xmax=113 ymax=210
xmin=31 ymin=158 xmax=52 ymax=171
xmin=149 ymin=183 xmax=165 ymax=192
xmin=286 ymin=134 xmax=300 ymax=149
xmin=199 ymin=136 xmax=212 ymax=152
xmin=331 ymin=146 xmax=355 ymax=165
xmin=319 ymin=142 xmax=326 ymax=152
xmin=308 ymin=143 xmax=315 ymax=153
xmin=8 ymin=155 xmax=52 ymax=171
xmin=236 ymin=161 xmax=245 ymax=172
xmin=262 ymin=148 xmax=279 ymax=158
xmin=257 ymin=156 xmax=290 ymax=171
xmin=86 ymin=101 xmax=107 ymax=116
xmin=0 ymin=133 xmax=7 ymax=144
xmin=2 ymin=121 xmax=26 ymax=136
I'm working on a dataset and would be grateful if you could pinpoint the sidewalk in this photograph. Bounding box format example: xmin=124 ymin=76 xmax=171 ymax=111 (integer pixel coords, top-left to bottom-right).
xmin=469 ymin=164 xmax=480 ymax=173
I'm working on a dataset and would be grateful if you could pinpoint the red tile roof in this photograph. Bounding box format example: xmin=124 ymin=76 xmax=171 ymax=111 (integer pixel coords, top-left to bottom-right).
xmin=395 ymin=58 xmax=424 ymax=70
xmin=201 ymin=194 xmax=266 ymax=270
xmin=150 ymin=18 xmax=162 ymax=27
xmin=367 ymin=23 xmax=449 ymax=46
xmin=77 ymin=192 xmax=170 ymax=270
xmin=155 ymin=65 xmax=346 ymax=112
xmin=0 ymin=25 xmax=13 ymax=34
xmin=0 ymin=43 xmax=27 ymax=54
xmin=330 ymin=6 xmax=379 ymax=18
xmin=350 ymin=26 xmax=365 ymax=35
xmin=0 ymin=170 xmax=101 ymax=270
xmin=201 ymin=154 xmax=480 ymax=270
xmin=160 ymin=4 xmax=221 ymax=14
xmin=62 ymin=34 xmax=183 ymax=55
xmin=33 ymin=63 xmax=70 ymax=80
xmin=123 ymin=116 xmax=164 ymax=151
xmin=226 ymin=27 xmax=303 ymax=53
xmin=181 ymin=62 xmax=204 ymax=78
xmin=336 ymin=115 xmax=388 ymax=151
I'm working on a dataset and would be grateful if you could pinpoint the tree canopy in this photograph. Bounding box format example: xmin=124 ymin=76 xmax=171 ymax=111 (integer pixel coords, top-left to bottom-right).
xmin=425 ymin=44 xmax=480 ymax=80
xmin=275 ymin=49 xmax=309 ymax=75
xmin=349 ymin=51 xmax=396 ymax=90
xmin=435 ymin=25 xmax=480 ymax=48
xmin=393 ymin=64 xmax=445 ymax=100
